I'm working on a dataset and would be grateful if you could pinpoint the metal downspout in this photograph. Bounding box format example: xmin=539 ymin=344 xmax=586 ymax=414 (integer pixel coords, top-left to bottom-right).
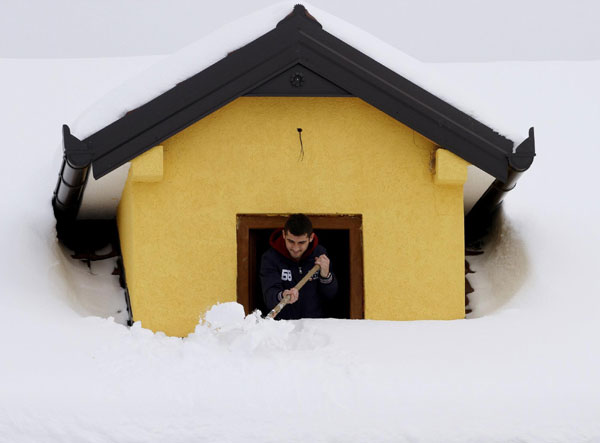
xmin=52 ymin=125 xmax=92 ymax=225
xmin=465 ymin=127 xmax=536 ymax=244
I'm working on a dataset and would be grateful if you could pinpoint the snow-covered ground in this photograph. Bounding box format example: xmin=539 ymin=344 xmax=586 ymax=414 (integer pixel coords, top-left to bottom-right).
xmin=1 ymin=53 xmax=600 ymax=441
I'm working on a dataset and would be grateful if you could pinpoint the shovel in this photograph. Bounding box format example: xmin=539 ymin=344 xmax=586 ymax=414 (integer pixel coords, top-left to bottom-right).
xmin=266 ymin=264 xmax=321 ymax=319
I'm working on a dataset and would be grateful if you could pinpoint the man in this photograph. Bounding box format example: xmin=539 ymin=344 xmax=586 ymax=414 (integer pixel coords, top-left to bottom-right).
xmin=260 ymin=214 xmax=338 ymax=320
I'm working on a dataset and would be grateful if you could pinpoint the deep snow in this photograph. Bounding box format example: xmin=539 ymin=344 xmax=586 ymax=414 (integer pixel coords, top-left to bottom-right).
xmin=1 ymin=57 xmax=600 ymax=443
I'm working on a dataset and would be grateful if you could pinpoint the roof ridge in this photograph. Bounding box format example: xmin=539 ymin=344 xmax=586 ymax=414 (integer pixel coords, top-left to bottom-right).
xmin=278 ymin=3 xmax=322 ymax=29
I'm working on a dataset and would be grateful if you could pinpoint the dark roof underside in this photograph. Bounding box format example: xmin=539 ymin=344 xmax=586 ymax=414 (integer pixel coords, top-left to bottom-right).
xmin=64 ymin=4 xmax=534 ymax=182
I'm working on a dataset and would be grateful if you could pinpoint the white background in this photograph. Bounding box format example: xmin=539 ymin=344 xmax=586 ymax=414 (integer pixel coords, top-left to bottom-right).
xmin=2 ymin=0 xmax=600 ymax=61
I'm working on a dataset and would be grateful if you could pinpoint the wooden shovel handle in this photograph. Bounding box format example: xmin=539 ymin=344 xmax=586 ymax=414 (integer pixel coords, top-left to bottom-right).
xmin=266 ymin=264 xmax=321 ymax=319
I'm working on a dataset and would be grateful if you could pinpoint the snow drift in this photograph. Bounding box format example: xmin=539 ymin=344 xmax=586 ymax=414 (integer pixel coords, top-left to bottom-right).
xmin=1 ymin=35 xmax=599 ymax=443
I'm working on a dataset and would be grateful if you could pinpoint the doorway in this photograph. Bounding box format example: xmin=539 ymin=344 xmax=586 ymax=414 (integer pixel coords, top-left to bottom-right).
xmin=236 ymin=214 xmax=364 ymax=319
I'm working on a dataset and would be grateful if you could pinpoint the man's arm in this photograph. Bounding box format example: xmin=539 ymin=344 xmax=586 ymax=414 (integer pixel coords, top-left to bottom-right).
xmin=260 ymin=252 xmax=285 ymax=311
xmin=315 ymin=252 xmax=338 ymax=300
xmin=318 ymin=271 xmax=338 ymax=300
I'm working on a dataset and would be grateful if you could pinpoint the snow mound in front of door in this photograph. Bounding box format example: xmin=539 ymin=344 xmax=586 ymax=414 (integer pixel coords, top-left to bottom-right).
xmin=188 ymin=302 xmax=329 ymax=353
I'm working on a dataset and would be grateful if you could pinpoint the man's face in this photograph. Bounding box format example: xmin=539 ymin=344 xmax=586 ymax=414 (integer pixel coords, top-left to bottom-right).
xmin=283 ymin=230 xmax=314 ymax=261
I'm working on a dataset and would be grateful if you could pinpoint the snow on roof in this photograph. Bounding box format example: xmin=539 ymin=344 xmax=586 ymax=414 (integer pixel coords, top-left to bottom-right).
xmin=71 ymin=1 xmax=526 ymax=144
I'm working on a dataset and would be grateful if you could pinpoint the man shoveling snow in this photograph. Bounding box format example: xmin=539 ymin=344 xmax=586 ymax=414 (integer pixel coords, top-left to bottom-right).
xmin=260 ymin=214 xmax=338 ymax=320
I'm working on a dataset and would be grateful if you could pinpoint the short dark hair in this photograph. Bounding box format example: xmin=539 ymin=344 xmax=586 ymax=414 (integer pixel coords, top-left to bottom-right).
xmin=284 ymin=214 xmax=313 ymax=236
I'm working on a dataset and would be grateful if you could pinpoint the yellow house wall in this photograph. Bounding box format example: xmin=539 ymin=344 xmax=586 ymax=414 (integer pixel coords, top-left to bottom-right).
xmin=117 ymin=97 xmax=466 ymax=336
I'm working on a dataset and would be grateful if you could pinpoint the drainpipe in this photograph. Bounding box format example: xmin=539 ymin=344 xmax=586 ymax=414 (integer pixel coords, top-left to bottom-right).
xmin=465 ymin=127 xmax=535 ymax=244
xmin=52 ymin=125 xmax=92 ymax=223
xmin=52 ymin=125 xmax=94 ymax=249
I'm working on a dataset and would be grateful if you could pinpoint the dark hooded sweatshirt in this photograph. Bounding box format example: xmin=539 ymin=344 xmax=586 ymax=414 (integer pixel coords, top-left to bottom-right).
xmin=260 ymin=230 xmax=338 ymax=320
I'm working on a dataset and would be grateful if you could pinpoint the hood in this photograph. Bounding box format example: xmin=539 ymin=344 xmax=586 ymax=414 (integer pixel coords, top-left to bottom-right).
xmin=269 ymin=229 xmax=319 ymax=262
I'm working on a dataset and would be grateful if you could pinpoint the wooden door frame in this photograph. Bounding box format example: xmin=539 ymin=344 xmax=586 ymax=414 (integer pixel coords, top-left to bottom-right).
xmin=236 ymin=214 xmax=364 ymax=319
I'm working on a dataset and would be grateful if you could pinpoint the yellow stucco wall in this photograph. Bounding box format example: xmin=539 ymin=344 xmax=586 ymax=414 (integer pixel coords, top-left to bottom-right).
xmin=117 ymin=97 xmax=467 ymax=336
xmin=130 ymin=145 xmax=163 ymax=182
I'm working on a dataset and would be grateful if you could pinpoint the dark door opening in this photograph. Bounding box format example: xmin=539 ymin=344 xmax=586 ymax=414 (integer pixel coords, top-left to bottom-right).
xmin=237 ymin=215 xmax=364 ymax=319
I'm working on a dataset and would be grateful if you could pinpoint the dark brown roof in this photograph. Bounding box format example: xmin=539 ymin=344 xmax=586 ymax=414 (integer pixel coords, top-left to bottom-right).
xmin=55 ymin=4 xmax=535 ymax=222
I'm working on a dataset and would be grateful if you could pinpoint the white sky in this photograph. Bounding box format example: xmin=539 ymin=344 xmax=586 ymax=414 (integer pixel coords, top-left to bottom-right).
xmin=2 ymin=0 xmax=600 ymax=61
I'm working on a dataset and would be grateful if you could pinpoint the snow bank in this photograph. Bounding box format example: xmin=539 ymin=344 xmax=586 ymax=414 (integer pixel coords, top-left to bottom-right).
xmin=196 ymin=303 xmax=299 ymax=353
xmin=1 ymin=56 xmax=600 ymax=442
xmin=467 ymin=212 xmax=530 ymax=318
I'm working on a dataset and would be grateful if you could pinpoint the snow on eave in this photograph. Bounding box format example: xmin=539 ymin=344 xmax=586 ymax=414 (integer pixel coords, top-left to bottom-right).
xmin=70 ymin=1 xmax=526 ymax=144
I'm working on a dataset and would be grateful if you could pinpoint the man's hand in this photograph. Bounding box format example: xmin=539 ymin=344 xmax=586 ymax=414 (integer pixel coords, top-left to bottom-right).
xmin=315 ymin=254 xmax=331 ymax=278
xmin=282 ymin=288 xmax=299 ymax=304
